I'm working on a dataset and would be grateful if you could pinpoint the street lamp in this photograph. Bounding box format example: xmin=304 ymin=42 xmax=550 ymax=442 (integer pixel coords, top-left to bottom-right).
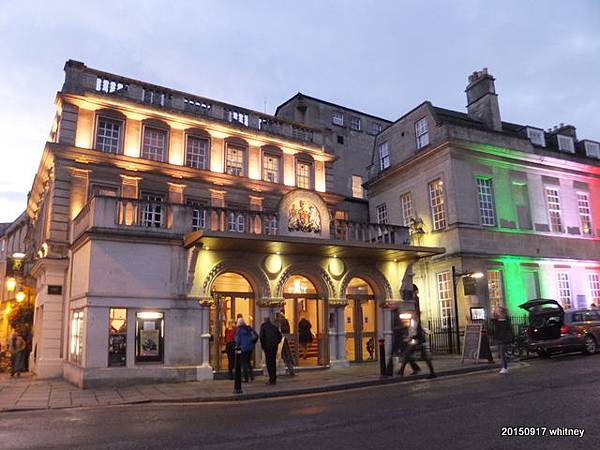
xmin=6 ymin=277 xmax=17 ymax=292
xmin=16 ymin=291 xmax=26 ymax=303
xmin=451 ymin=266 xmax=484 ymax=353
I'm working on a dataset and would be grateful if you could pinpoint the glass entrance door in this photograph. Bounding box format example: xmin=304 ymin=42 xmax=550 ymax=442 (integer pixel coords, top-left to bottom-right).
xmin=282 ymin=296 xmax=327 ymax=367
xmin=344 ymin=298 xmax=376 ymax=362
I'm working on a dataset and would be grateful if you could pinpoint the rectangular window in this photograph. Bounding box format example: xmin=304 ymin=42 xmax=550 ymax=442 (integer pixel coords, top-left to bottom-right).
xmin=371 ymin=122 xmax=382 ymax=134
xmin=526 ymin=128 xmax=546 ymax=147
xmin=400 ymin=192 xmax=413 ymax=227
xmin=585 ymin=141 xmax=600 ymax=159
xmin=70 ymin=310 xmax=84 ymax=365
xmin=263 ymin=216 xmax=278 ymax=235
xmin=376 ymin=203 xmax=388 ymax=224
xmin=577 ymin=192 xmax=593 ymax=236
xmin=429 ymin=179 xmax=447 ymax=231
xmin=352 ymin=175 xmax=364 ymax=199
xmin=487 ymin=271 xmax=504 ymax=311
xmin=476 ymin=178 xmax=496 ymax=226
xmin=350 ymin=116 xmax=361 ymax=131
xmin=589 ymin=273 xmax=600 ymax=305
xmin=187 ymin=200 xmax=207 ymax=231
xmin=135 ymin=311 xmax=164 ymax=362
xmin=545 ymin=187 xmax=563 ymax=233
xmin=262 ymin=154 xmax=280 ymax=183
xmin=437 ymin=272 xmax=453 ymax=328
xmin=141 ymin=193 xmax=164 ymax=228
xmin=225 ymin=145 xmax=245 ymax=176
xmin=185 ymin=136 xmax=208 ymax=169
xmin=96 ymin=117 xmax=122 ymax=153
xmin=296 ymin=160 xmax=312 ymax=189
xmin=332 ymin=111 xmax=344 ymax=126
xmin=108 ymin=308 xmax=127 ymax=367
xmin=415 ymin=118 xmax=430 ymax=149
xmin=557 ymin=135 xmax=574 ymax=153
xmin=556 ymin=272 xmax=572 ymax=309
xmin=142 ymin=127 xmax=167 ymax=161
xmin=228 ymin=212 xmax=245 ymax=233
xmin=378 ymin=142 xmax=390 ymax=171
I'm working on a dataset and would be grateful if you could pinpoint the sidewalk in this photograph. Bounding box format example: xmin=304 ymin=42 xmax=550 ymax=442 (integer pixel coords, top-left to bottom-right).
xmin=0 ymin=355 xmax=507 ymax=412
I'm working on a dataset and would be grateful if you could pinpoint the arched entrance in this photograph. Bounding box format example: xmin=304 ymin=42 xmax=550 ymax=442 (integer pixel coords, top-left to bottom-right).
xmin=282 ymin=275 xmax=328 ymax=367
xmin=210 ymin=272 xmax=255 ymax=372
xmin=344 ymin=278 xmax=377 ymax=362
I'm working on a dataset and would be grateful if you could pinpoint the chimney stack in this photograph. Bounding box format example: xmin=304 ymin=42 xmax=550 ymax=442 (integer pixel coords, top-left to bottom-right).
xmin=465 ymin=68 xmax=502 ymax=131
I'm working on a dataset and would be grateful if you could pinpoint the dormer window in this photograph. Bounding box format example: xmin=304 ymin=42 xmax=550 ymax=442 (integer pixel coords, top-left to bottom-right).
xmin=526 ymin=128 xmax=546 ymax=147
xmin=585 ymin=141 xmax=600 ymax=159
xmin=332 ymin=112 xmax=344 ymax=126
xmin=557 ymin=135 xmax=574 ymax=153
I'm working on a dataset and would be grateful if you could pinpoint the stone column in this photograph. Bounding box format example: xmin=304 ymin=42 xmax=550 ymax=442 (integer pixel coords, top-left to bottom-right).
xmin=198 ymin=297 xmax=214 ymax=372
xmin=382 ymin=300 xmax=402 ymax=358
xmin=328 ymin=299 xmax=350 ymax=368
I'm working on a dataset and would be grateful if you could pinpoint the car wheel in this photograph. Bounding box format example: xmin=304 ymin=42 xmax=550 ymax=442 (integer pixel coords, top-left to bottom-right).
xmin=537 ymin=350 xmax=551 ymax=359
xmin=583 ymin=335 xmax=597 ymax=355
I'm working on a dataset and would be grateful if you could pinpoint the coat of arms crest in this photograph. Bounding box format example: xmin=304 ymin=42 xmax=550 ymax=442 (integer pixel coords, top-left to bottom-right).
xmin=288 ymin=200 xmax=321 ymax=233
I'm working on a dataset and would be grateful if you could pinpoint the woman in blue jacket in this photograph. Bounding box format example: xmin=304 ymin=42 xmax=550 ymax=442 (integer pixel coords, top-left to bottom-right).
xmin=234 ymin=318 xmax=257 ymax=382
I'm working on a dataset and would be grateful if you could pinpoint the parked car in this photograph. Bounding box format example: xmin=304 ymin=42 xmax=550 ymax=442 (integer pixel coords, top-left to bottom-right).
xmin=519 ymin=298 xmax=600 ymax=357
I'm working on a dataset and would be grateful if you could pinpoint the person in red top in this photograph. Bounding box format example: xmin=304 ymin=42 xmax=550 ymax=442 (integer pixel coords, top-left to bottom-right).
xmin=223 ymin=320 xmax=237 ymax=379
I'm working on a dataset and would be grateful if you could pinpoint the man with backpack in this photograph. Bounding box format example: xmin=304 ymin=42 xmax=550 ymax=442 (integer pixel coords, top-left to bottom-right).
xmin=234 ymin=318 xmax=258 ymax=382
xmin=260 ymin=316 xmax=283 ymax=385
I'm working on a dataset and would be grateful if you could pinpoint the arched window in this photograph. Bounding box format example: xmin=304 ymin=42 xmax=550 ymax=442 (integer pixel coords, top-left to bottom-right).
xmin=94 ymin=109 xmax=126 ymax=154
xmin=295 ymin=154 xmax=314 ymax=190
xmin=184 ymin=128 xmax=210 ymax=170
xmin=141 ymin=119 xmax=169 ymax=162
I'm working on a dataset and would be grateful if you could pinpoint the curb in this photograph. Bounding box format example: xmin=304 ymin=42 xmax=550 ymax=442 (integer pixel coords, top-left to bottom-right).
xmin=0 ymin=362 xmax=514 ymax=413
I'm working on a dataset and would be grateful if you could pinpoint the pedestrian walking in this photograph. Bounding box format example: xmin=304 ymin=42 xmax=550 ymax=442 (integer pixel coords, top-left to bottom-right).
xmin=260 ymin=316 xmax=282 ymax=385
xmin=399 ymin=318 xmax=436 ymax=379
xmin=223 ymin=320 xmax=237 ymax=379
xmin=493 ymin=306 xmax=513 ymax=374
xmin=9 ymin=331 xmax=27 ymax=377
xmin=298 ymin=314 xmax=313 ymax=360
xmin=277 ymin=311 xmax=296 ymax=375
xmin=234 ymin=318 xmax=258 ymax=382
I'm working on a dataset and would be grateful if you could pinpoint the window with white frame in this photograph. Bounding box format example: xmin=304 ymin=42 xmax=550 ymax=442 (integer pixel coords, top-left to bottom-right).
xmin=185 ymin=135 xmax=208 ymax=169
xmin=577 ymin=192 xmax=593 ymax=236
xmin=376 ymin=203 xmax=388 ymax=224
xmin=526 ymin=128 xmax=546 ymax=147
xmin=415 ymin=117 xmax=430 ymax=149
xmin=70 ymin=310 xmax=84 ymax=365
xmin=351 ymin=175 xmax=364 ymax=199
xmin=350 ymin=116 xmax=361 ymax=131
xmin=141 ymin=193 xmax=164 ymax=228
xmin=437 ymin=272 xmax=453 ymax=328
xmin=378 ymin=142 xmax=390 ymax=171
xmin=262 ymin=154 xmax=280 ymax=183
xmin=371 ymin=122 xmax=382 ymax=135
xmin=476 ymin=178 xmax=496 ymax=226
xmin=187 ymin=200 xmax=206 ymax=231
xmin=429 ymin=179 xmax=447 ymax=230
xmin=487 ymin=271 xmax=504 ymax=311
xmin=400 ymin=192 xmax=413 ymax=226
xmin=225 ymin=145 xmax=245 ymax=176
xmin=585 ymin=141 xmax=600 ymax=159
xmin=142 ymin=127 xmax=167 ymax=161
xmin=545 ymin=187 xmax=563 ymax=233
xmin=228 ymin=212 xmax=245 ymax=233
xmin=556 ymin=272 xmax=572 ymax=309
xmin=589 ymin=273 xmax=600 ymax=304
xmin=96 ymin=117 xmax=122 ymax=153
xmin=332 ymin=111 xmax=344 ymax=126
xmin=296 ymin=160 xmax=312 ymax=189
xmin=557 ymin=135 xmax=574 ymax=153
xmin=263 ymin=216 xmax=278 ymax=235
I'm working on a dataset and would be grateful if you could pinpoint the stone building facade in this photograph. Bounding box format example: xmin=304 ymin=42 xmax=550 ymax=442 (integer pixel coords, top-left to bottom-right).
xmin=366 ymin=69 xmax=600 ymax=330
xmin=12 ymin=61 xmax=441 ymax=387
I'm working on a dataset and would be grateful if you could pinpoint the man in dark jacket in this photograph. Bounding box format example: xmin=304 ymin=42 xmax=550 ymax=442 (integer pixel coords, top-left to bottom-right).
xmin=260 ymin=316 xmax=282 ymax=384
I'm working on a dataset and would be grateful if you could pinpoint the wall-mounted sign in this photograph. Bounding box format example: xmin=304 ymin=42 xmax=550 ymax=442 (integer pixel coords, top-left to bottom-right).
xmin=48 ymin=285 xmax=63 ymax=295
xmin=463 ymin=277 xmax=477 ymax=296
xmin=288 ymin=200 xmax=321 ymax=233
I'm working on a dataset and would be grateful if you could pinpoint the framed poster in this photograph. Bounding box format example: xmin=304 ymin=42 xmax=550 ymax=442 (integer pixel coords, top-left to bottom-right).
xmin=135 ymin=312 xmax=164 ymax=362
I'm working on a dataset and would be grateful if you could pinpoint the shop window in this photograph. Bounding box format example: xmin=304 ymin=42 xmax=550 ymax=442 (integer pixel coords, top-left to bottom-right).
xmin=135 ymin=311 xmax=164 ymax=362
xmin=109 ymin=308 xmax=127 ymax=367
xmin=69 ymin=310 xmax=84 ymax=365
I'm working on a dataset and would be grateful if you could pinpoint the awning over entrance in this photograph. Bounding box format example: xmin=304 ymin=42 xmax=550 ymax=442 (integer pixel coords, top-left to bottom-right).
xmin=184 ymin=230 xmax=444 ymax=262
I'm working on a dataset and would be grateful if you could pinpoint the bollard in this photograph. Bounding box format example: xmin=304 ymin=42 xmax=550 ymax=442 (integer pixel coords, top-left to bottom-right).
xmin=233 ymin=348 xmax=243 ymax=394
xmin=378 ymin=339 xmax=387 ymax=378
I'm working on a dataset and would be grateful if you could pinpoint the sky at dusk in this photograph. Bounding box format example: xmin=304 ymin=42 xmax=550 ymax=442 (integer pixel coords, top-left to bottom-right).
xmin=0 ymin=0 xmax=599 ymax=222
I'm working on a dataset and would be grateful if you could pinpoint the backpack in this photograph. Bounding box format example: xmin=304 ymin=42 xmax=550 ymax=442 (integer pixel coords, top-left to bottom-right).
xmin=250 ymin=328 xmax=259 ymax=344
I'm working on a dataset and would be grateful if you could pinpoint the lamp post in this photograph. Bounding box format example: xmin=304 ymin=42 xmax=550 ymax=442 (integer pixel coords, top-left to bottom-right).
xmin=451 ymin=266 xmax=484 ymax=354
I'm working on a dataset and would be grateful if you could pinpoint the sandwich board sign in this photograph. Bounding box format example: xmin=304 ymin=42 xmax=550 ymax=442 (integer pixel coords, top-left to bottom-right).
xmin=461 ymin=323 xmax=483 ymax=364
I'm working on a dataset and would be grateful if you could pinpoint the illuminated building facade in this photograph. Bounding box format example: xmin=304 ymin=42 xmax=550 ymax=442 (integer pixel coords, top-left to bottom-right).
xmin=19 ymin=61 xmax=441 ymax=386
xmin=366 ymin=69 xmax=600 ymax=325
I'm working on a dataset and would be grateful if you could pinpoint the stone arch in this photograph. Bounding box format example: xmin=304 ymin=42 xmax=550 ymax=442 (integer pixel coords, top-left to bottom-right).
xmin=276 ymin=263 xmax=335 ymax=299
xmin=201 ymin=260 xmax=271 ymax=298
xmin=339 ymin=266 xmax=393 ymax=301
